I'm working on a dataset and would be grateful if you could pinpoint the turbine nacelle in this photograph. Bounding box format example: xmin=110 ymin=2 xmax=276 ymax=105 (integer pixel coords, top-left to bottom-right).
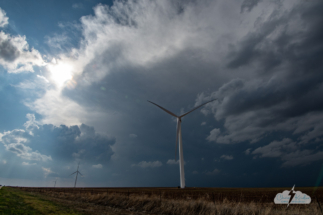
xmin=148 ymin=99 xmax=216 ymax=119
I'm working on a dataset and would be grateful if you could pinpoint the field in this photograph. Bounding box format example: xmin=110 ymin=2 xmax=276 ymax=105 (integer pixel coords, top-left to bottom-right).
xmin=7 ymin=186 xmax=323 ymax=215
xmin=0 ymin=186 xmax=82 ymax=215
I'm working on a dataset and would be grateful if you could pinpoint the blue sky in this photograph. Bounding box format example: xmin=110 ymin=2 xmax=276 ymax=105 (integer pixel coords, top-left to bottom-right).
xmin=0 ymin=0 xmax=323 ymax=188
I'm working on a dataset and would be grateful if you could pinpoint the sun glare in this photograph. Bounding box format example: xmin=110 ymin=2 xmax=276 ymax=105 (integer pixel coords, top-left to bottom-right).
xmin=48 ymin=62 xmax=73 ymax=86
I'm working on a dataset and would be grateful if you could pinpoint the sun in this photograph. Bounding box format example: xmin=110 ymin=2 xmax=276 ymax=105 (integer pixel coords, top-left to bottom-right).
xmin=48 ymin=61 xmax=73 ymax=86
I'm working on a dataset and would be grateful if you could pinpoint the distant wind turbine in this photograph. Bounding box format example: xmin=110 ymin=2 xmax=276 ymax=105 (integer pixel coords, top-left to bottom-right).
xmin=148 ymin=99 xmax=216 ymax=188
xmin=53 ymin=180 xmax=56 ymax=188
xmin=70 ymin=162 xmax=82 ymax=188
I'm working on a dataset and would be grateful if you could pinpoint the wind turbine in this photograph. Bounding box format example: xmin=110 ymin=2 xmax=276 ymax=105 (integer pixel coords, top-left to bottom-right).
xmin=70 ymin=162 xmax=82 ymax=188
xmin=53 ymin=180 xmax=56 ymax=188
xmin=148 ymin=99 xmax=216 ymax=188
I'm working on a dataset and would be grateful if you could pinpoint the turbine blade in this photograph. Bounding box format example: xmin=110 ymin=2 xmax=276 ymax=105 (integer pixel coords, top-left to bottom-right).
xmin=78 ymin=171 xmax=83 ymax=176
xmin=175 ymin=119 xmax=180 ymax=161
xmin=179 ymin=99 xmax=217 ymax=118
xmin=147 ymin=100 xmax=178 ymax=118
xmin=70 ymin=171 xmax=77 ymax=176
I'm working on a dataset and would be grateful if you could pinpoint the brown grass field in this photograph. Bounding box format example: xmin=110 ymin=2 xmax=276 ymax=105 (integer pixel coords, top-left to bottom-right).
xmin=13 ymin=186 xmax=323 ymax=215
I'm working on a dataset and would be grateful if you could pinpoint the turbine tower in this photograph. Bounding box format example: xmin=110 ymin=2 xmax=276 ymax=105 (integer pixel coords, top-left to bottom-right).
xmin=148 ymin=99 xmax=216 ymax=188
xmin=70 ymin=162 xmax=82 ymax=188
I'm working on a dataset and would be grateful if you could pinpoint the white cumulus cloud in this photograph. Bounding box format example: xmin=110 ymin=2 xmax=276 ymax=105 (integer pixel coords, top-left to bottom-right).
xmin=42 ymin=167 xmax=53 ymax=178
xmin=167 ymin=159 xmax=186 ymax=165
xmin=92 ymin=164 xmax=103 ymax=168
xmin=206 ymin=128 xmax=221 ymax=142
xmin=0 ymin=31 xmax=46 ymax=73
xmin=0 ymin=7 xmax=8 ymax=27
xmin=132 ymin=160 xmax=162 ymax=168
xmin=0 ymin=129 xmax=52 ymax=162
xmin=220 ymin=155 xmax=233 ymax=160
xmin=206 ymin=168 xmax=220 ymax=175
xmin=22 ymin=162 xmax=36 ymax=165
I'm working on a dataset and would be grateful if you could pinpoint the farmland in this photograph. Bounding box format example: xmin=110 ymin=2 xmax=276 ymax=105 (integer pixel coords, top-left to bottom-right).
xmin=0 ymin=186 xmax=82 ymax=215
xmin=10 ymin=186 xmax=323 ymax=215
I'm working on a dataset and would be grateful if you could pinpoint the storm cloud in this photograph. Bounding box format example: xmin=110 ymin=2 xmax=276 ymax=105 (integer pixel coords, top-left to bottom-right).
xmin=198 ymin=1 xmax=323 ymax=167
xmin=1 ymin=0 xmax=323 ymax=187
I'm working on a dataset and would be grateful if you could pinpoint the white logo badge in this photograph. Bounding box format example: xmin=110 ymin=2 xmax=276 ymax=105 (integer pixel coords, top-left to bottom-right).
xmin=274 ymin=185 xmax=311 ymax=207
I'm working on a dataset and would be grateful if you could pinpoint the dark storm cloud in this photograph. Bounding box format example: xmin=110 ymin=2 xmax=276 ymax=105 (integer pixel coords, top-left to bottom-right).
xmin=206 ymin=1 xmax=323 ymax=128
xmin=27 ymin=0 xmax=236 ymax=181
xmin=251 ymin=138 xmax=323 ymax=167
xmin=0 ymin=38 xmax=20 ymax=62
xmin=200 ymin=1 xmax=323 ymax=167
xmin=30 ymin=123 xmax=115 ymax=164
xmin=230 ymin=3 xmax=323 ymax=83
xmin=252 ymin=138 xmax=297 ymax=159
xmin=204 ymin=75 xmax=323 ymax=145
xmin=213 ymin=75 xmax=323 ymax=124
xmin=11 ymin=0 xmax=323 ymax=187
xmin=229 ymin=1 xmax=323 ymax=76
xmin=240 ymin=0 xmax=261 ymax=13
xmin=55 ymin=0 xmax=323 ymax=173
xmin=227 ymin=12 xmax=286 ymax=71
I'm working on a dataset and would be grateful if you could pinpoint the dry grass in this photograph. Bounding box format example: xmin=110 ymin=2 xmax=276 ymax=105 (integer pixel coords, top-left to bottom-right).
xmin=21 ymin=188 xmax=323 ymax=215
